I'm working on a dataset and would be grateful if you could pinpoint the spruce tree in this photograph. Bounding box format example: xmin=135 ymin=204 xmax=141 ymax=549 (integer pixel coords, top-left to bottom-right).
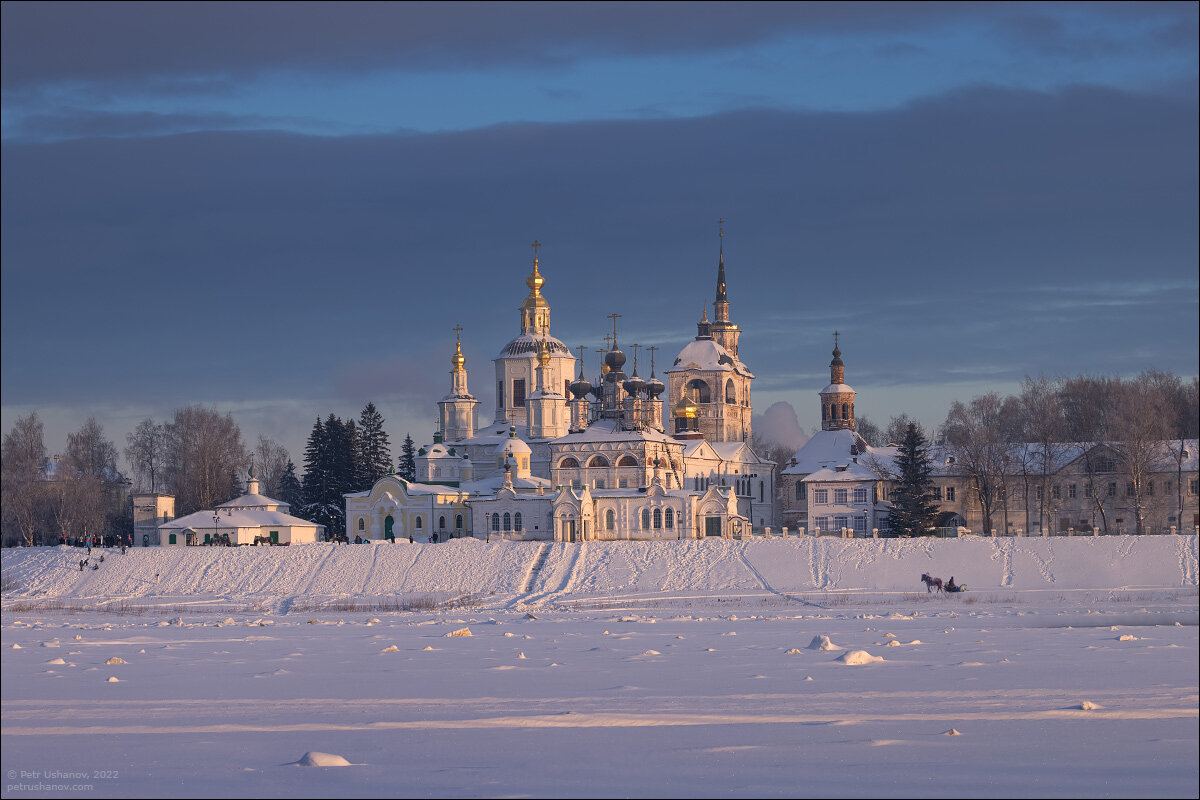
xmin=278 ymin=459 xmax=304 ymax=512
xmin=887 ymin=422 xmax=941 ymax=536
xmin=357 ymin=402 xmax=392 ymax=488
xmin=398 ymin=433 xmax=417 ymax=481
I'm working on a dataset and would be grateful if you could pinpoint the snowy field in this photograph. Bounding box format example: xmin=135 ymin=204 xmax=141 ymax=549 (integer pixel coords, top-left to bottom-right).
xmin=3 ymin=537 xmax=1197 ymax=798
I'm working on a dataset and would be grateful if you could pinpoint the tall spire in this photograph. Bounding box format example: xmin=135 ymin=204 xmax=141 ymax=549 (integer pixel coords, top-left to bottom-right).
xmin=715 ymin=218 xmax=728 ymax=304
xmin=519 ymin=239 xmax=550 ymax=336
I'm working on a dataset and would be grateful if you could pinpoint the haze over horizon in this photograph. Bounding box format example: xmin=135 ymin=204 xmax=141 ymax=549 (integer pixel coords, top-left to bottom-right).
xmin=3 ymin=2 xmax=1197 ymax=467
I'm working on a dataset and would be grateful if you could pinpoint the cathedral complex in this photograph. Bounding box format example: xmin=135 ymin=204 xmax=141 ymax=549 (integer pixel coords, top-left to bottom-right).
xmin=346 ymin=236 xmax=776 ymax=542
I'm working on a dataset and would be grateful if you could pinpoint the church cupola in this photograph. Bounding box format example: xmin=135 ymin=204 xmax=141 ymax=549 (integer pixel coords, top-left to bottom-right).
xmin=519 ymin=241 xmax=551 ymax=336
xmin=439 ymin=324 xmax=479 ymax=442
xmin=708 ymin=220 xmax=740 ymax=356
xmin=819 ymin=332 xmax=856 ymax=432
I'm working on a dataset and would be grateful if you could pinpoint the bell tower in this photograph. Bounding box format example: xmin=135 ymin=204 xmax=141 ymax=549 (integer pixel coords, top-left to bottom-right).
xmin=439 ymin=325 xmax=479 ymax=442
xmin=819 ymin=332 xmax=856 ymax=432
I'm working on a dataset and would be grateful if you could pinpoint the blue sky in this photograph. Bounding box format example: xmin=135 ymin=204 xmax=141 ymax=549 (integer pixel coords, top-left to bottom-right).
xmin=2 ymin=2 xmax=1197 ymax=465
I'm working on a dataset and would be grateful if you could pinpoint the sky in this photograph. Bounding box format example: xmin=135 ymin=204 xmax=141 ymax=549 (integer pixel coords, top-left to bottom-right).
xmin=2 ymin=1 xmax=1197 ymax=470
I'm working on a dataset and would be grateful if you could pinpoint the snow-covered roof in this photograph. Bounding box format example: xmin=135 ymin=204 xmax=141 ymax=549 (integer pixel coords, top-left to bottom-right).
xmin=216 ymin=492 xmax=286 ymax=510
xmin=666 ymin=338 xmax=753 ymax=378
xmin=782 ymin=429 xmax=877 ymax=475
xmin=551 ymin=418 xmax=679 ymax=446
xmin=820 ymin=383 xmax=855 ymax=395
xmin=496 ymin=333 xmax=573 ymax=360
xmin=804 ymin=462 xmax=879 ymax=483
xmin=161 ymin=507 xmax=321 ymax=531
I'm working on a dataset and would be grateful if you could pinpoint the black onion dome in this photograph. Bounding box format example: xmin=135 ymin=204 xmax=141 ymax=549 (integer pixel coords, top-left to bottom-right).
xmin=604 ymin=345 xmax=626 ymax=371
xmin=570 ymin=373 xmax=592 ymax=399
xmin=622 ymin=370 xmax=644 ymax=397
xmin=645 ymin=374 xmax=665 ymax=398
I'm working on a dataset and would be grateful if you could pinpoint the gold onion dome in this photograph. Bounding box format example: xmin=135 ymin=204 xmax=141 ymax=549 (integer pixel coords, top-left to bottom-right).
xmin=673 ymin=395 xmax=699 ymax=418
xmin=451 ymin=340 xmax=466 ymax=370
xmin=520 ymin=259 xmax=549 ymax=309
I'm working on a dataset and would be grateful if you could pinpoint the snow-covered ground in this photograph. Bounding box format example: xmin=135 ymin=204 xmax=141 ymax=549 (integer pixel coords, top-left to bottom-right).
xmin=3 ymin=537 xmax=1197 ymax=798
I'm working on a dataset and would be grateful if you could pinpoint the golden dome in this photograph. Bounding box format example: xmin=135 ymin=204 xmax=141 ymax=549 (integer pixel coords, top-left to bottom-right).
xmin=520 ymin=259 xmax=549 ymax=309
xmin=673 ymin=395 xmax=699 ymax=418
xmin=537 ymin=339 xmax=551 ymax=368
xmin=451 ymin=340 xmax=466 ymax=370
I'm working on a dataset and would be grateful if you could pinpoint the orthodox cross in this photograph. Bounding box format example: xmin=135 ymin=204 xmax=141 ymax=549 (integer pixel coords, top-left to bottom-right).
xmin=531 ymin=240 xmax=541 ymax=260
xmin=834 ymin=330 xmax=840 ymax=349
xmin=718 ymin=218 xmax=725 ymax=238
xmin=631 ymin=343 xmax=640 ymax=372
xmin=453 ymin=323 xmax=463 ymax=343
xmin=607 ymin=312 xmax=621 ymax=344
xmin=647 ymin=345 xmax=658 ymax=374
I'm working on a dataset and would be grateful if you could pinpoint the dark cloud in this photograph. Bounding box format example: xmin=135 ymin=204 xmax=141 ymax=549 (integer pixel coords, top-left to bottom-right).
xmin=3 ymin=2 xmax=1193 ymax=91
xmin=2 ymin=84 xmax=1196 ymax=444
xmin=4 ymin=108 xmax=371 ymax=141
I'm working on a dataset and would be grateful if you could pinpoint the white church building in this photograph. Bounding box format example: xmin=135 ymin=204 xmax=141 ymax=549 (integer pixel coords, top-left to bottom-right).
xmin=346 ymin=234 xmax=776 ymax=541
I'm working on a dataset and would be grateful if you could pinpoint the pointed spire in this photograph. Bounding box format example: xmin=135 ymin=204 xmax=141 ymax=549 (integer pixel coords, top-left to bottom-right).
xmin=451 ymin=323 xmax=466 ymax=370
xmin=715 ymin=218 xmax=728 ymax=304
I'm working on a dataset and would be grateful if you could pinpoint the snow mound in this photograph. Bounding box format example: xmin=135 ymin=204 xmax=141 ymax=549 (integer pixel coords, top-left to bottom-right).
xmin=836 ymin=650 xmax=884 ymax=665
xmin=45 ymin=658 xmax=66 ymax=665
xmin=885 ymin=640 xmax=901 ymax=647
xmin=944 ymin=728 xmax=962 ymax=736
xmin=381 ymin=645 xmax=399 ymax=653
xmin=884 ymin=633 xmax=896 ymax=638
xmin=1078 ymin=701 xmax=1103 ymax=710
xmin=1117 ymin=634 xmax=1139 ymax=641
xmin=784 ymin=648 xmax=803 ymax=655
xmin=639 ymin=650 xmax=662 ymax=656
xmin=169 ymin=617 xmax=183 ymax=626
xmin=422 ymin=646 xmax=435 ymax=651
xmin=293 ymin=752 xmax=355 ymax=767
xmin=445 ymin=627 xmax=472 ymax=637
xmin=10 ymin=643 xmax=21 ymax=649
xmin=504 ymin=631 xmax=515 ymax=637
xmin=41 ymin=641 xmax=59 ymax=648
xmin=517 ymin=652 xmax=526 ymax=659
xmin=106 ymin=676 xmax=120 ymax=682
xmin=808 ymin=635 xmax=842 ymax=651
xmin=105 ymin=656 xmax=128 ymax=665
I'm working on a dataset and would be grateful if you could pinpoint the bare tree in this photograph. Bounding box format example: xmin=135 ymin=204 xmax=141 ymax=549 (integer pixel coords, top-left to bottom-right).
xmin=254 ymin=435 xmax=290 ymax=498
xmin=943 ymin=394 xmax=1011 ymax=536
xmin=855 ymin=415 xmax=885 ymax=448
xmin=125 ymin=419 xmax=169 ymax=492
xmin=2 ymin=413 xmax=48 ymax=546
xmin=66 ymin=417 xmax=119 ymax=479
xmin=1111 ymin=376 xmax=1174 ymax=534
xmin=164 ymin=406 xmax=248 ymax=516
xmin=1015 ymin=377 xmax=1074 ymax=533
xmin=1058 ymin=375 xmax=1122 ymax=532
xmin=885 ymin=414 xmax=918 ymax=446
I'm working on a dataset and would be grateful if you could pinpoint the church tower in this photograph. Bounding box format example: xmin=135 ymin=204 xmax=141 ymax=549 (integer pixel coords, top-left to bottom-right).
xmin=494 ymin=242 xmax=576 ymax=431
xmin=526 ymin=340 xmax=569 ymax=440
xmin=819 ymin=333 xmax=856 ymax=431
xmin=439 ymin=326 xmax=479 ymax=442
xmin=666 ymin=223 xmax=754 ymax=443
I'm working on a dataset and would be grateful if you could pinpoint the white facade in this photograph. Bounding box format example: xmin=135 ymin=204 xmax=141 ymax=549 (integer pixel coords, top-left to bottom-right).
xmin=156 ymin=472 xmax=323 ymax=546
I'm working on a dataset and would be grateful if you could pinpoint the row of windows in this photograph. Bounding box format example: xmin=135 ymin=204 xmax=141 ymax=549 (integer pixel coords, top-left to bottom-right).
xmin=685 ymin=378 xmax=746 ymax=406
xmin=360 ymin=514 xmax=465 ymax=532
xmin=497 ymin=378 xmax=576 ymax=409
xmin=601 ymin=507 xmax=676 ymax=530
xmin=558 ymin=455 xmax=640 ymax=469
xmin=810 ymin=487 xmax=871 ymax=505
xmin=812 ymin=515 xmax=869 ymax=532
xmin=822 ymin=403 xmax=853 ymax=421
xmin=492 ymin=512 xmax=523 ymax=531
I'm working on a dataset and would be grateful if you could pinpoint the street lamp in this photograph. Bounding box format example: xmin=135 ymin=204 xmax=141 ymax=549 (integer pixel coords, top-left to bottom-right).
xmin=213 ymin=510 xmax=219 ymax=547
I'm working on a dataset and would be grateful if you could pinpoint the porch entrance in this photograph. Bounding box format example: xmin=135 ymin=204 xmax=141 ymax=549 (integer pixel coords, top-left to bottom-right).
xmin=704 ymin=517 xmax=722 ymax=537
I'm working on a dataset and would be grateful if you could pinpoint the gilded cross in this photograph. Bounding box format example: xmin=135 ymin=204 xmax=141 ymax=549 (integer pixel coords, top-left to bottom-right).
xmin=531 ymin=240 xmax=541 ymax=259
xmin=453 ymin=324 xmax=463 ymax=342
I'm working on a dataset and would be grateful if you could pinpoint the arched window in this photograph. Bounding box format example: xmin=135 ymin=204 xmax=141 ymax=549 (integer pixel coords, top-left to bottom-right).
xmin=617 ymin=455 xmax=638 ymax=467
xmin=357 ymin=518 xmax=365 ymax=531
xmin=415 ymin=517 xmax=423 ymax=530
xmin=725 ymin=379 xmax=736 ymax=404
xmin=686 ymin=379 xmax=711 ymax=404
xmin=606 ymin=509 xmax=615 ymax=530
xmin=641 ymin=508 xmax=650 ymax=528
xmin=841 ymin=403 xmax=848 ymax=420
xmin=587 ymin=455 xmax=610 ymax=468
xmin=653 ymin=508 xmax=663 ymax=529
xmin=455 ymin=514 xmax=464 ymax=530
xmin=438 ymin=515 xmax=446 ymax=530
xmin=665 ymin=508 xmax=674 ymax=528
xmin=503 ymin=512 xmax=512 ymax=531
xmin=558 ymin=457 xmax=580 ymax=469
xmin=514 ymin=512 xmax=523 ymax=531
xmin=492 ymin=514 xmax=500 ymax=531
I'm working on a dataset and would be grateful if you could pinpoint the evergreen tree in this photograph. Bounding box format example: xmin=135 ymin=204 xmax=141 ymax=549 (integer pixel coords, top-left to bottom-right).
xmin=887 ymin=422 xmax=941 ymax=536
xmin=357 ymin=402 xmax=392 ymax=488
xmin=227 ymin=467 xmax=244 ymax=501
xmin=398 ymin=433 xmax=417 ymax=481
xmin=300 ymin=417 xmax=337 ymax=537
xmin=278 ymin=459 xmax=303 ymax=512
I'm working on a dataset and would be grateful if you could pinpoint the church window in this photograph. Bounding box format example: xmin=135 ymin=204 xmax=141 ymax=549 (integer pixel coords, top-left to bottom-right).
xmin=415 ymin=517 xmax=423 ymax=530
xmin=665 ymin=508 xmax=674 ymax=528
xmin=813 ymin=489 xmax=828 ymax=504
xmin=503 ymin=512 xmax=512 ymax=531
xmin=725 ymin=379 xmax=736 ymax=404
xmin=853 ymin=487 xmax=868 ymax=504
xmin=588 ymin=455 xmax=610 ymax=468
xmin=497 ymin=381 xmax=504 ymax=408
xmin=439 ymin=515 xmax=446 ymax=530
xmin=641 ymin=509 xmax=650 ymax=528
xmin=686 ymin=379 xmax=711 ymax=404
xmin=841 ymin=403 xmax=848 ymax=420
xmin=455 ymin=514 xmax=464 ymax=530
xmin=834 ymin=488 xmax=848 ymax=504
xmin=595 ymin=479 xmax=606 ymax=489
xmin=653 ymin=508 xmax=663 ymax=529
xmin=492 ymin=514 xmax=500 ymax=531
xmin=558 ymin=457 xmax=580 ymax=469
xmin=606 ymin=509 xmax=615 ymax=530
xmin=512 ymin=379 xmax=526 ymax=409
xmin=617 ymin=455 xmax=638 ymax=467
xmin=514 ymin=512 xmax=523 ymax=530
xmin=358 ymin=518 xmax=365 ymax=531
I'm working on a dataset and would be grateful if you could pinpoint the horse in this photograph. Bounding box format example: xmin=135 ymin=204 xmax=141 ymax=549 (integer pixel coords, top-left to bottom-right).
xmin=920 ymin=573 xmax=944 ymax=594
